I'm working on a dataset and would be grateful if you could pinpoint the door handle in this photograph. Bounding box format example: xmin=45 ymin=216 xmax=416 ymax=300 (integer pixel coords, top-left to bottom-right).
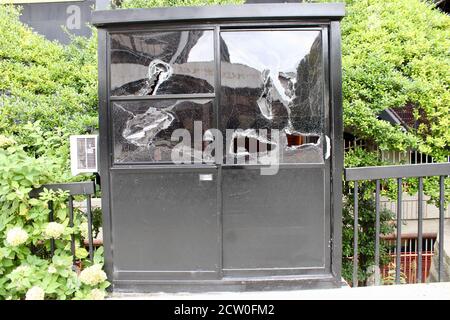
xmin=199 ymin=174 xmax=213 ymax=181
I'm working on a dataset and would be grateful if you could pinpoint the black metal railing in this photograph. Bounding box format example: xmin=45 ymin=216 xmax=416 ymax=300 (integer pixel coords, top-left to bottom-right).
xmin=344 ymin=163 xmax=450 ymax=287
xmin=30 ymin=181 xmax=96 ymax=264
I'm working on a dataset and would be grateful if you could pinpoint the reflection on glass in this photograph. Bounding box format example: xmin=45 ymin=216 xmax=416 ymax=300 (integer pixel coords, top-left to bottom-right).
xmin=112 ymin=100 xmax=213 ymax=162
xmin=220 ymin=30 xmax=324 ymax=163
xmin=110 ymin=31 xmax=214 ymax=96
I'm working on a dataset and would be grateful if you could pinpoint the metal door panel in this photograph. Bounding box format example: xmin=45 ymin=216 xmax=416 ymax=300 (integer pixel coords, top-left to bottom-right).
xmin=110 ymin=169 xmax=219 ymax=279
xmin=222 ymin=167 xmax=326 ymax=270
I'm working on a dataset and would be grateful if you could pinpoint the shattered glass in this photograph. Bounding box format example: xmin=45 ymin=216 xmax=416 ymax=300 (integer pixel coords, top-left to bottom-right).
xmin=110 ymin=30 xmax=215 ymax=96
xmin=220 ymin=30 xmax=325 ymax=164
xmin=112 ymin=100 xmax=213 ymax=163
xmin=110 ymin=29 xmax=326 ymax=164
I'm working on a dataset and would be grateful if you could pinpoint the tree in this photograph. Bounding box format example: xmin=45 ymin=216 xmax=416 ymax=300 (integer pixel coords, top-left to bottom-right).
xmin=341 ymin=0 xmax=449 ymax=161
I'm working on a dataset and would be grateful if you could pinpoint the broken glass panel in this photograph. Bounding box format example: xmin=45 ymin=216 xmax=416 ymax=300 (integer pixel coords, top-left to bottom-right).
xmin=110 ymin=30 xmax=214 ymax=96
xmin=220 ymin=30 xmax=324 ymax=164
xmin=112 ymin=99 xmax=213 ymax=163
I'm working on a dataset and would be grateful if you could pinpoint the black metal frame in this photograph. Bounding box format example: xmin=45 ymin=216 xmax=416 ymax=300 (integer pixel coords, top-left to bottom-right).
xmin=92 ymin=3 xmax=346 ymax=26
xmin=94 ymin=3 xmax=345 ymax=292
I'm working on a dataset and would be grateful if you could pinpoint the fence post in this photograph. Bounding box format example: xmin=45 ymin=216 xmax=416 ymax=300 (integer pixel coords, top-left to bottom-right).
xmin=353 ymin=181 xmax=359 ymax=287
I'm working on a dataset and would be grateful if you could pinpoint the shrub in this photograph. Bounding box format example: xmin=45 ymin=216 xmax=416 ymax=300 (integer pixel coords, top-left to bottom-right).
xmin=0 ymin=5 xmax=98 ymax=136
xmin=341 ymin=0 xmax=450 ymax=160
xmin=0 ymin=5 xmax=105 ymax=299
xmin=0 ymin=138 xmax=109 ymax=299
xmin=118 ymin=0 xmax=243 ymax=9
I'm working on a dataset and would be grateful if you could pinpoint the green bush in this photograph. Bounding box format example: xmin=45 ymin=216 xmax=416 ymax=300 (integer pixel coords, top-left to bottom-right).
xmin=118 ymin=0 xmax=243 ymax=9
xmin=341 ymin=0 xmax=450 ymax=160
xmin=0 ymin=5 xmax=98 ymax=136
xmin=0 ymin=5 xmax=106 ymax=299
xmin=0 ymin=138 xmax=109 ymax=300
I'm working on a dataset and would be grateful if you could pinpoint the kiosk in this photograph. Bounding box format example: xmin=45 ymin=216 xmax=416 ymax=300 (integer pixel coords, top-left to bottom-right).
xmin=93 ymin=2 xmax=345 ymax=291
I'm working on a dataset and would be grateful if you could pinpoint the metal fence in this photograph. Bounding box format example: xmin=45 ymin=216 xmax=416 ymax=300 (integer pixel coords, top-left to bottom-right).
xmin=344 ymin=163 xmax=450 ymax=287
xmin=30 ymin=181 xmax=97 ymax=267
xmin=344 ymin=134 xmax=450 ymax=165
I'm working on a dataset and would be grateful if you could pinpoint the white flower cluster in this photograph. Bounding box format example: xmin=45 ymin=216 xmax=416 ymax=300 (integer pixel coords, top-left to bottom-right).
xmin=0 ymin=135 xmax=15 ymax=148
xmin=88 ymin=289 xmax=105 ymax=300
xmin=25 ymin=286 xmax=45 ymax=300
xmin=47 ymin=265 xmax=57 ymax=274
xmin=6 ymin=227 xmax=28 ymax=246
xmin=78 ymin=264 xmax=107 ymax=286
xmin=44 ymin=222 xmax=65 ymax=238
xmin=11 ymin=265 xmax=30 ymax=277
xmin=80 ymin=221 xmax=88 ymax=239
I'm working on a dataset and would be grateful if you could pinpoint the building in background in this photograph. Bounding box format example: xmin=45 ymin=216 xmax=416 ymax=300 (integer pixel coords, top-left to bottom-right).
xmin=1 ymin=0 xmax=110 ymax=44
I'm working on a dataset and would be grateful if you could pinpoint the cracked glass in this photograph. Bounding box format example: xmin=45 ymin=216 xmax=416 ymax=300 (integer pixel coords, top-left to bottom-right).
xmin=220 ymin=30 xmax=325 ymax=164
xmin=110 ymin=30 xmax=215 ymax=96
xmin=112 ymin=99 xmax=213 ymax=163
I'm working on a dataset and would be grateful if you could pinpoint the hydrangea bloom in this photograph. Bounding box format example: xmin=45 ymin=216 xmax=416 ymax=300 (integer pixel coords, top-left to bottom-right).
xmin=47 ymin=265 xmax=57 ymax=274
xmin=6 ymin=227 xmax=28 ymax=246
xmin=0 ymin=135 xmax=15 ymax=148
xmin=88 ymin=289 xmax=105 ymax=300
xmin=44 ymin=222 xmax=65 ymax=238
xmin=11 ymin=265 xmax=30 ymax=277
xmin=80 ymin=222 xmax=89 ymax=239
xmin=25 ymin=286 xmax=45 ymax=300
xmin=79 ymin=264 xmax=107 ymax=286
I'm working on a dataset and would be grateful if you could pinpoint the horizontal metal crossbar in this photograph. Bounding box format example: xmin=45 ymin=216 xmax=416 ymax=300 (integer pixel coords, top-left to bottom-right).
xmin=30 ymin=181 xmax=96 ymax=197
xmin=92 ymin=3 xmax=346 ymax=26
xmin=344 ymin=163 xmax=450 ymax=181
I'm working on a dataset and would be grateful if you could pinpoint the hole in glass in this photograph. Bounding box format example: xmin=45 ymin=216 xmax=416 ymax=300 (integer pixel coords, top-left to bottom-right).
xmin=220 ymin=30 xmax=325 ymax=164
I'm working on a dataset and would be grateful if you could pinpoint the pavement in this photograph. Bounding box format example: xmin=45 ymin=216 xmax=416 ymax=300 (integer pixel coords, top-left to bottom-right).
xmin=109 ymin=282 xmax=450 ymax=300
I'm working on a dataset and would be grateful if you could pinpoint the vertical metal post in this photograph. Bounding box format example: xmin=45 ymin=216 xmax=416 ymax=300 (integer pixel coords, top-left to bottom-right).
xmin=375 ymin=179 xmax=380 ymax=274
xmin=438 ymin=175 xmax=445 ymax=282
xmin=396 ymin=178 xmax=402 ymax=284
xmin=353 ymin=181 xmax=359 ymax=287
xmin=48 ymin=200 xmax=55 ymax=256
xmin=68 ymin=195 xmax=76 ymax=263
xmin=214 ymin=25 xmax=223 ymax=278
xmin=409 ymin=238 xmax=412 ymax=281
xmin=86 ymin=195 xmax=94 ymax=262
xmin=417 ymin=177 xmax=423 ymax=283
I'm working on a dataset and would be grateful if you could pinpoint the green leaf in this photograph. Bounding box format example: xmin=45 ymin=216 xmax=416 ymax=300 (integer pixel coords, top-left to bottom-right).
xmin=19 ymin=203 xmax=28 ymax=216
xmin=93 ymin=246 xmax=104 ymax=265
xmin=46 ymin=281 xmax=61 ymax=294
xmin=28 ymin=198 xmax=40 ymax=206
xmin=75 ymin=247 xmax=89 ymax=259
xmin=6 ymin=193 xmax=16 ymax=201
